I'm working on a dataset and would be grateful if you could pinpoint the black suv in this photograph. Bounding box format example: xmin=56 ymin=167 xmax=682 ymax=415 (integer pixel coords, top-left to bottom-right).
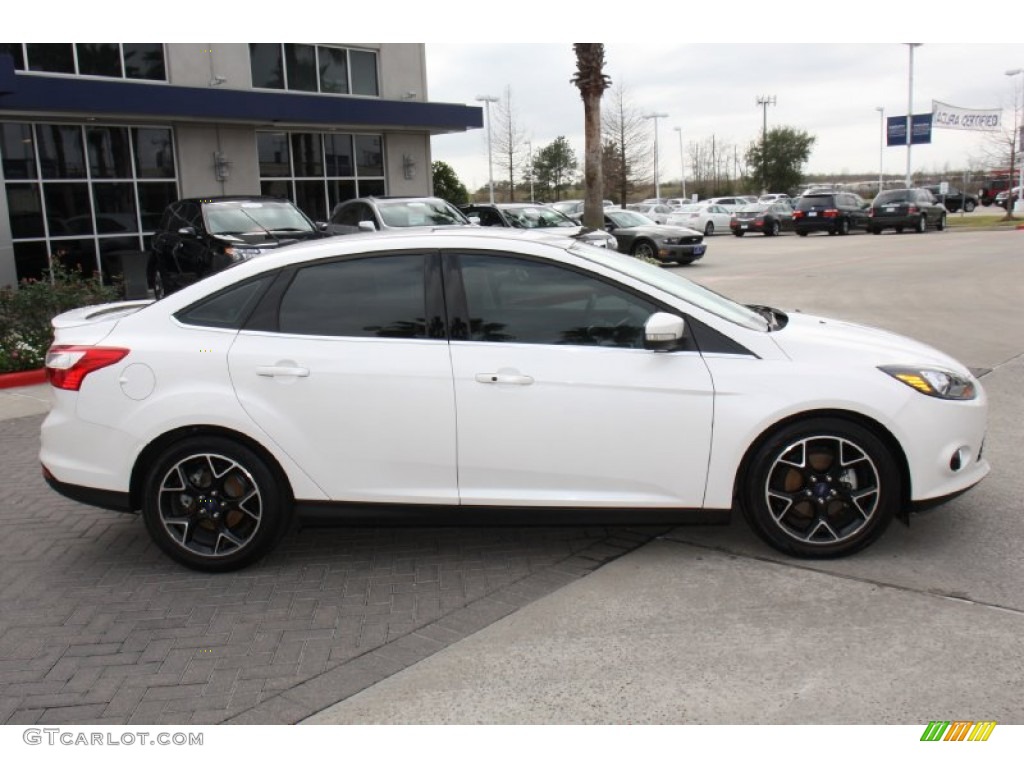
xmin=923 ymin=184 xmax=978 ymax=213
xmin=148 ymin=196 xmax=325 ymax=297
xmin=326 ymin=196 xmax=471 ymax=235
xmin=868 ymin=189 xmax=947 ymax=234
xmin=791 ymin=192 xmax=869 ymax=236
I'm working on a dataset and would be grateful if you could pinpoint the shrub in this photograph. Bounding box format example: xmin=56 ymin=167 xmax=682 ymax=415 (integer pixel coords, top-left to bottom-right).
xmin=0 ymin=264 xmax=121 ymax=374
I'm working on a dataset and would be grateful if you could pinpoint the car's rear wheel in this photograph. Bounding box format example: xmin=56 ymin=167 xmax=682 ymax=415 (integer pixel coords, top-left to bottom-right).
xmin=733 ymin=230 xmax=745 ymax=237
xmin=741 ymin=418 xmax=900 ymax=559
xmin=895 ymin=226 xmax=904 ymax=233
xmin=768 ymin=221 xmax=780 ymax=236
xmin=937 ymin=213 xmax=947 ymax=231
xmin=705 ymin=222 xmax=715 ymax=236
xmin=916 ymin=216 xmax=927 ymax=233
xmin=838 ymin=218 xmax=850 ymax=235
xmin=142 ymin=437 xmax=291 ymax=571
xmin=631 ymin=240 xmax=658 ymax=260
xmin=964 ymin=200 xmax=976 ymax=213
xmin=870 ymin=227 xmax=882 ymax=235
xmin=797 ymin=230 xmax=808 ymax=237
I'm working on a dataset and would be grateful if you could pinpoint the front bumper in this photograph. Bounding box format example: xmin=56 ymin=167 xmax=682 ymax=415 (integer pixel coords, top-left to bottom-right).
xmin=656 ymin=243 xmax=706 ymax=263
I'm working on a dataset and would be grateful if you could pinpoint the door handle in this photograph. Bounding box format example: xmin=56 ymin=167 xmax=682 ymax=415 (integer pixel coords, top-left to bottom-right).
xmin=256 ymin=365 xmax=310 ymax=378
xmin=475 ymin=372 xmax=534 ymax=386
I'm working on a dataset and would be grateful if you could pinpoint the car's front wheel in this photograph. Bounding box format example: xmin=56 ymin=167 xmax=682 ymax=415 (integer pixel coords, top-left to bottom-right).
xmin=631 ymin=240 xmax=657 ymax=260
xmin=768 ymin=221 xmax=780 ymax=236
xmin=740 ymin=418 xmax=900 ymax=559
xmin=142 ymin=437 xmax=292 ymax=571
xmin=964 ymin=200 xmax=976 ymax=213
xmin=916 ymin=216 xmax=927 ymax=233
xmin=733 ymin=230 xmax=745 ymax=237
xmin=705 ymin=222 xmax=715 ymax=236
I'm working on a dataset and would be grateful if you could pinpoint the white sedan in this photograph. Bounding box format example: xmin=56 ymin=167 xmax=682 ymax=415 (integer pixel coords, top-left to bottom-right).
xmin=41 ymin=228 xmax=989 ymax=571
xmin=667 ymin=204 xmax=734 ymax=236
xmin=627 ymin=203 xmax=674 ymax=224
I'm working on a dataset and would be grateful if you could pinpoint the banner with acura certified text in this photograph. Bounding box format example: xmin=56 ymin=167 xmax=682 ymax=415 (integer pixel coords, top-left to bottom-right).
xmin=931 ymin=100 xmax=1002 ymax=131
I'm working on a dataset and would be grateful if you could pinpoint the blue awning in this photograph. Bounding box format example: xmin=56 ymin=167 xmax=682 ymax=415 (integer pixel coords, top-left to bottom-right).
xmin=0 ymin=54 xmax=482 ymax=134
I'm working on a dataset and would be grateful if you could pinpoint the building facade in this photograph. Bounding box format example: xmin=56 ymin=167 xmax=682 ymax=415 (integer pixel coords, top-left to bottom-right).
xmin=0 ymin=43 xmax=482 ymax=287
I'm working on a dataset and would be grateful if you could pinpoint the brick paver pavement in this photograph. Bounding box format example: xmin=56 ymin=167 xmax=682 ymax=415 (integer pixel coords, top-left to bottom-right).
xmin=1 ymin=414 xmax=666 ymax=724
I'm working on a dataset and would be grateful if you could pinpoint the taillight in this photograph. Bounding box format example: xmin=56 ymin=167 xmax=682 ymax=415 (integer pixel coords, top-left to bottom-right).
xmin=45 ymin=345 xmax=129 ymax=391
xmin=823 ymin=209 xmax=839 ymax=218
xmin=754 ymin=217 xmax=764 ymax=224
xmin=907 ymin=205 xmax=918 ymax=213
xmin=793 ymin=210 xmax=804 ymax=219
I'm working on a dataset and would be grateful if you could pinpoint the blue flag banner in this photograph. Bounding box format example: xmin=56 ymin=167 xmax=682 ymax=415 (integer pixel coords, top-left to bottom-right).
xmin=887 ymin=114 xmax=932 ymax=146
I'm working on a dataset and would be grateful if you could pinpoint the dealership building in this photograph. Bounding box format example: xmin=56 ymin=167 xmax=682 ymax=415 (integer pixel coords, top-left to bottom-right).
xmin=0 ymin=43 xmax=482 ymax=287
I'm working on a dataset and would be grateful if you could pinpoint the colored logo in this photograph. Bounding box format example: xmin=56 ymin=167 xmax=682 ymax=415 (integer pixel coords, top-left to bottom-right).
xmin=920 ymin=721 xmax=996 ymax=742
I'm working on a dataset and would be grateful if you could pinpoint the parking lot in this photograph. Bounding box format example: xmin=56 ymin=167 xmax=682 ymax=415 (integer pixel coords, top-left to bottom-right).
xmin=1 ymin=226 xmax=1022 ymax=725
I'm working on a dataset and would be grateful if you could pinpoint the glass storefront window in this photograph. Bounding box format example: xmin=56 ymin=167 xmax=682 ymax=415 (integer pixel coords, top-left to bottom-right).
xmin=37 ymin=125 xmax=87 ymax=179
xmin=324 ymin=134 xmax=353 ymax=176
xmin=291 ymin=133 xmax=323 ymax=178
xmin=248 ymin=45 xmax=378 ymax=97
xmin=26 ymin=43 xmax=74 ymax=73
xmin=132 ymin=128 xmax=175 ymax=178
xmin=86 ymin=126 xmax=132 ymax=179
xmin=6 ymin=184 xmax=44 ymax=239
xmin=1 ymin=123 xmax=36 ymax=179
xmin=92 ymin=183 xmax=139 ymax=233
xmin=249 ymin=43 xmax=284 ymax=89
xmin=355 ymin=135 xmax=383 ymax=177
xmin=285 ymin=44 xmax=317 ymax=92
xmin=318 ymin=47 xmax=348 ymax=95
xmin=257 ymin=133 xmax=290 ymax=177
xmin=350 ymin=50 xmax=379 ymax=97
xmin=123 ymin=44 xmax=165 ymax=81
xmin=76 ymin=43 xmax=122 ymax=78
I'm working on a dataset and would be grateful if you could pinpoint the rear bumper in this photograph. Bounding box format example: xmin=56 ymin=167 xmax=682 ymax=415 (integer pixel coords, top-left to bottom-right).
xmin=42 ymin=465 xmax=133 ymax=513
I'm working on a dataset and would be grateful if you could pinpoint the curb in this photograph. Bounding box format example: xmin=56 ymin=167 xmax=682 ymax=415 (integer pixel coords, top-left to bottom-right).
xmin=0 ymin=368 xmax=46 ymax=389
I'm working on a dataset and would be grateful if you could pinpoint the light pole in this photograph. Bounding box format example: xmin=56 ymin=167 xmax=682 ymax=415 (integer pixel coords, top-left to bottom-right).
xmin=756 ymin=95 xmax=776 ymax=193
xmin=476 ymin=95 xmax=499 ymax=204
xmin=905 ymin=44 xmax=922 ymax=188
xmin=876 ymin=106 xmax=885 ymax=193
xmin=643 ymin=112 xmax=668 ymax=200
xmin=673 ymin=126 xmax=686 ymax=200
xmin=526 ymin=139 xmax=535 ymax=203
xmin=1007 ymin=68 xmax=1024 ymax=214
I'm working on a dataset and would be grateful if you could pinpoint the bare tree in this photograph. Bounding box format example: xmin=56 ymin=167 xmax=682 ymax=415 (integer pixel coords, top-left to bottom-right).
xmin=491 ymin=85 xmax=528 ymax=203
xmin=601 ymin=82 xmax=650 ymax=206
xmin=572 ymin=44 xmax=611 ymax=229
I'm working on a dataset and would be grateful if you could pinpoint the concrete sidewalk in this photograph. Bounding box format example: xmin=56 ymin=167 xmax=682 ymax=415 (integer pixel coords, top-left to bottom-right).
xmin=0 ymin=383 xmax=50 ymax=420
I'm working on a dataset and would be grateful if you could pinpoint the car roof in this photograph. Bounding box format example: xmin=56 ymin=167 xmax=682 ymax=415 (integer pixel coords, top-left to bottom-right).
xmin=179 ymin=196 xmax=292 ymax=205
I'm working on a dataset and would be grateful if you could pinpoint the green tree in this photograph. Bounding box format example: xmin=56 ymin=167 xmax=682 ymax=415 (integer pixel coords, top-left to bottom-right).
xmin=431 ymin=160 xmax=469 ymax=204
xmin=745 ymin=127 xmax=816 ymax=194
xmin=534 ymin=137 xmax=578 ymax=201
xmin=572 ymin=43 xmax=611 ymax=228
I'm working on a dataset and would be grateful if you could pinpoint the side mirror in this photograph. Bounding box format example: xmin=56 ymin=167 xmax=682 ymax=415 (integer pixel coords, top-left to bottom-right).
xmin=177 ymin=226 xmax=196 ymax=237
xmin=644 ymin=312 xmax=686 ymax=351
xmin=357 ymin=220 xmax=377 ymax=232
xmin=316 ymin=221 xmax=328 ymax=231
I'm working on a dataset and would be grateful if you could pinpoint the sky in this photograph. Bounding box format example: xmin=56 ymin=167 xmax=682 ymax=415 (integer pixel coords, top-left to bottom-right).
xmin=426 ymin=41 xmax=1024 ymax=194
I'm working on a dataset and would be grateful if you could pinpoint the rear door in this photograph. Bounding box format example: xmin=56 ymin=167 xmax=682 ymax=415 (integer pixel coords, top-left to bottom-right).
xmin=227 ymin=251 xmax=458 ymax=503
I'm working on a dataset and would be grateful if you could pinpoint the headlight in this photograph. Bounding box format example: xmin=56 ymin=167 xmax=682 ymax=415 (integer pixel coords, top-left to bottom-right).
xmin=661 ymin=237 xmax=682 ymax=245
xmin=880 ymin=365 xmax=976 ymax=400
xmin=225 ymin=246 xmax=263 ymax=261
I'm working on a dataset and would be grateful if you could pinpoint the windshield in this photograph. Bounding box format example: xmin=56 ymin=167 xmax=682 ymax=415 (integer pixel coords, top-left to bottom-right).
xmin=569 ymin=242 xmax=766 ymax=331
xmin=502 ymin=206 xmax=578 ymax=229
xmin=606 ymin=209 xmax=655 ymax=228
xmin=378 ymin=199 xmax=469 ymax=227
xmin=204 ymin=201 xmax=314 ymax=235
xmin=873 ymin=190 xmax=913 ymax=205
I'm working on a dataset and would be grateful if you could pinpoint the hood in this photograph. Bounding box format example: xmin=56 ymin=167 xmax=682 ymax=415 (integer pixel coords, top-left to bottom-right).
xmin=212 ymin=229 xmax=324 ymax=249
xmin=770 ymin=312 xmax=971 ymax=375
xmin=623 ymin=224 xmax=702 ymax=237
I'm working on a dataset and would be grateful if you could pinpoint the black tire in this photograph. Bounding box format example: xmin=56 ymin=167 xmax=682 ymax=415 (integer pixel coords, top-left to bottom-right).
xmin=838 ymin=218 xmax=850 ymax=236
xmin=142 ymin=436 xmax=292 ymax=571
xmin=915 ymin=215 xmax=926 ymax=233
xmin=870 ymin=227 xmax=882 ymax=235
xmin=705 ymin=222 xmax=715 ymax=236
xmin=733 ymin=230 xmax=745 ymax=237
xmin=152 ymin=268 xmax=168 ymax=300
xmin=768 ymin=221 xmax=780 ymax=236
xmin=797 ymin=230 xmax=808 ymax=237
xmin=895 ymin=225 xmax=904 ymax=233
xmin=964 ymin=200 xmax=976 ymax=213
xmin=631 ymin=240 xmax=657 ymax=260
xmin=936 ymin=213 xmax=946 ymax=231
xmin=740 ymin=418 xmax=900 ymax=559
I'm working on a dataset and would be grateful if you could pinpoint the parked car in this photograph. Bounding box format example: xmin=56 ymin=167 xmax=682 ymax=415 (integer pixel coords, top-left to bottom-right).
xmin=666 ymin=204 xmax=733 ymax=237
xmin=327 ymin=196 xmax=471 ymax=235
xmin=993 ymin=186 xmax=1021 ymax=209
xmin=550 ymin=199 xmax=616 ymax=220
xmin=868 ymin=189 xmax=947 ymax=234
xmin=40 ymin=228 xmax=989 ymax=571
xmin=704 ymin=196 xmax=750 ymax=212
xmin=730 ymin=202 xmax=795 ymax=237
xmin=923 ymin=185 xmax=978 ymax=213
xmin=603 ymin=208 xmax=706 ymax=264
xmin=148 ymin=196 xmax=327 ymax=298
xmin=459 ymin=202 xmax=617 ymax=248
xmin=759 ymin=193 xmax=791 ymax=204
xmin=978 ymin=178 xmax=1013 ymax=206
xmin=792 ymin=192 xmax=870 ymax=236
xmin=626 ymin=203 xmax=674 ymax=224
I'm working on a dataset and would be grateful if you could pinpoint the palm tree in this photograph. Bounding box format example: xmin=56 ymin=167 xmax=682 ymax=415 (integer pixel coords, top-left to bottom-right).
xmin=572 ymin=44 xmax=611 ymax=230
